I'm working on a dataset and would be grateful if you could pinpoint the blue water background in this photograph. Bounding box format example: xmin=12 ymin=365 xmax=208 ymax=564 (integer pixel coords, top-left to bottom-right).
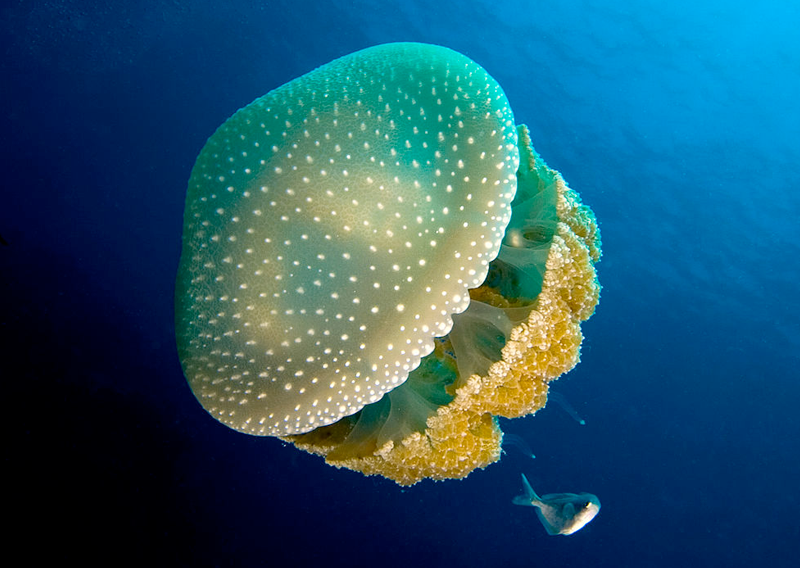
xmin=2 ymin=1 xmax=798 ymax=566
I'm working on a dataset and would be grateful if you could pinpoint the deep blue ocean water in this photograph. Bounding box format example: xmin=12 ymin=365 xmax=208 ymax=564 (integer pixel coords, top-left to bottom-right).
xmin=2 ymin=1 xmax=798 ymax=566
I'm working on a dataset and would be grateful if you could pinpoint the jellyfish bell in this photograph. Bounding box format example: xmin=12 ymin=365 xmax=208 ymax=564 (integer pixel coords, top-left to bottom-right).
xmin=175 ymin=43 xmax=601 ymax=485
xmin=176 ymin=43 xmax=519 ymax=436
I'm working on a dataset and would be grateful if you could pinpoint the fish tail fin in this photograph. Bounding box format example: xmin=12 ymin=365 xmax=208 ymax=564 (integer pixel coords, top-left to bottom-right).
xmin=512 ymin=495 xmax=533 ymax=506
xmin=512 ymin=473 xmax=542 ymax=507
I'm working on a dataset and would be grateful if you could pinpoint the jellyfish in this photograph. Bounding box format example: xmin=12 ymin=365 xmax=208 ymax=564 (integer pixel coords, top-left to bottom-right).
xmin=549 ymin=392 xmax=587 ymax=425
xmin=175 ymin=43 xmax=601 ymax=485
xmin=502 ymin=433 xmax=536 ymax=460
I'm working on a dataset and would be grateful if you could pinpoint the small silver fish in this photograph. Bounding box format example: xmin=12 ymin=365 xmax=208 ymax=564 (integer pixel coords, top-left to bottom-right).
xmin=512 ymin=473 xmax=601 ymax=535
